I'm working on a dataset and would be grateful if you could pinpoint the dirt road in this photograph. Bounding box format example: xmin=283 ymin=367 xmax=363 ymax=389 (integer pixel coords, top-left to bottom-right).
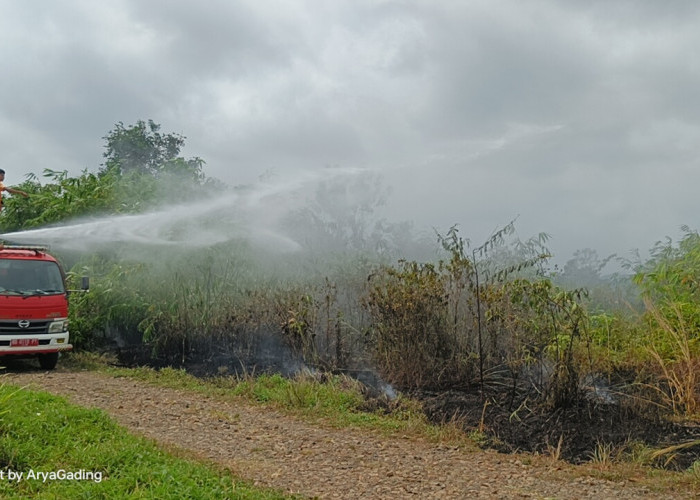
xmin=5 ymin=369 xmax=692 ymax=499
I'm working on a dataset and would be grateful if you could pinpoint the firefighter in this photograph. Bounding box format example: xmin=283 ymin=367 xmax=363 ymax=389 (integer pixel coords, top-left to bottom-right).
xmin=0 ymin=169 xmax=29 ymax=212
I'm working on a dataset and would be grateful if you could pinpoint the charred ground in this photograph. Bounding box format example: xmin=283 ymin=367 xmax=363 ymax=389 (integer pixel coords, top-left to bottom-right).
xmin=109 ymin=345 xmax=700 ymax=471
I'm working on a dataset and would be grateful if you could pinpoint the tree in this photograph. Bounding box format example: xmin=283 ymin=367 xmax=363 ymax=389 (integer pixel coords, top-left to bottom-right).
xmin=102 ymin=120 xmax=204 ymax=182
xmin=282 ymin=172 xmax=413 ymax=257
xmin=0 ymin=120 xmax=213 ymax=232
xmin=560 ymin=248 xmax=614 ymax=289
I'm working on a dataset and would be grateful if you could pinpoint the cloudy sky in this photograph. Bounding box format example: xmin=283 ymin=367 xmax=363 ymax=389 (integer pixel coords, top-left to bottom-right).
xmin=1 ymin=0 xmax=698 ymax=264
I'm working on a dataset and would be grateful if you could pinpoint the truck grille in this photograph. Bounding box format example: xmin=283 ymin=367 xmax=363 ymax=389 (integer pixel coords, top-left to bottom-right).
xmin=0 ymin=320 xmax=50 ymax=335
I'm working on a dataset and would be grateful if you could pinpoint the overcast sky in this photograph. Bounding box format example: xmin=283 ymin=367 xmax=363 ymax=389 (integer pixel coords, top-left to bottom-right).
xmin=1 ymin=0 xmax=699 ymax=265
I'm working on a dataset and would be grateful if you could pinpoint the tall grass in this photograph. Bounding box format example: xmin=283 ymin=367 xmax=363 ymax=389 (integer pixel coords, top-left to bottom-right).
xmin=644 ymin=300 xmax=699 ymax=416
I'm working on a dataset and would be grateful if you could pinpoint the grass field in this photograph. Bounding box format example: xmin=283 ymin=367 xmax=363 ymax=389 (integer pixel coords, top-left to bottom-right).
xmin=0 ymin=381 xmax=292 ymax=499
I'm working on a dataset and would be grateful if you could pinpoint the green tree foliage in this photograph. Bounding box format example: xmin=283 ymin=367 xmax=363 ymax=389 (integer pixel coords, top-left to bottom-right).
xmin=635 ymin=228 xmax=700 ymax=319
xmin=0 ymin=120 xmax=214 ymax=233
xmin=1 ymin=169 xmax=117 ymax=231
xmin=102 ymin=119 xmax=204 ymax=181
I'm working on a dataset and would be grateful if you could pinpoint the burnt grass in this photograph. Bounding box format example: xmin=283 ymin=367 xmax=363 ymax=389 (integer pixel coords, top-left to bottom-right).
xmin=112 ymin=344 xmax=700 ymax=470
xmin=410 ymin=387 xmax=700 ymax=470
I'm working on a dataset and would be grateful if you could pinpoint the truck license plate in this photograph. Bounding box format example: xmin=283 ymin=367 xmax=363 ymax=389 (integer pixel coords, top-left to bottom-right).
xmin=11 ymin=338 xmax=39 ymax=347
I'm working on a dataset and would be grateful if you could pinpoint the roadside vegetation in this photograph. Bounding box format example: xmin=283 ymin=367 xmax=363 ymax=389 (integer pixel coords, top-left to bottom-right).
xmin=1 ymin=120 xmax=698 ymax=476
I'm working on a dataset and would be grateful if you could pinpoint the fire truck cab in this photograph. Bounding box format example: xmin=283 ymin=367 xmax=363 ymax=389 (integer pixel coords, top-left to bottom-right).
xmin=0 ymin=244 xmax=81 ymax=369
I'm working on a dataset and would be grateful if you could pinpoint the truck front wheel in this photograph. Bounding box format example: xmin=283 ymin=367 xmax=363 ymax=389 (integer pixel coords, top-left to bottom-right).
xmin=38 ymin=352 xmax=59 ymax=370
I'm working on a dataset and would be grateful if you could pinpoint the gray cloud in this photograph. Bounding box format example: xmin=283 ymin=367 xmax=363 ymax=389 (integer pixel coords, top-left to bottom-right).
xmin=1 ymin=0 xmax=699 ymax=263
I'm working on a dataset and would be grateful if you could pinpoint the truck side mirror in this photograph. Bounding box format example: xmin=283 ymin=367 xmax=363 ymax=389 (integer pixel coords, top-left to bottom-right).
xmin=81 ymin=276 xmax=89 ymax=291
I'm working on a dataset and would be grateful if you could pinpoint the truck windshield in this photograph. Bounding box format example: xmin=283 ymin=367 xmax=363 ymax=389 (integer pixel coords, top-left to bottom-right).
xmin=0 ymin=260 xmax=66 ymax=295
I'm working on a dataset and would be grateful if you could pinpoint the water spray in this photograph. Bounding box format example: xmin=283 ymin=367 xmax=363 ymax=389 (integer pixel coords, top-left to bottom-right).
xmin=2 ymin=168 xmax=368 ymax=254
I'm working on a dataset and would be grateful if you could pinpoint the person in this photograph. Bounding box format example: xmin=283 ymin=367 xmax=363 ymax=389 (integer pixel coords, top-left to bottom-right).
xmin=0 ymin=169 xmax=29 ymax=212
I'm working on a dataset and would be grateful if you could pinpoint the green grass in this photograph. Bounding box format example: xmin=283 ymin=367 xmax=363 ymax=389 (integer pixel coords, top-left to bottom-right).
xmin=0 ymin=383 xmax=292 ymax=499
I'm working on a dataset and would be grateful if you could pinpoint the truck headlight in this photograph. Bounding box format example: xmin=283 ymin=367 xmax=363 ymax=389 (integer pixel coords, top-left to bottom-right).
xmin=48 ymin=320 xmax=68 ymax=334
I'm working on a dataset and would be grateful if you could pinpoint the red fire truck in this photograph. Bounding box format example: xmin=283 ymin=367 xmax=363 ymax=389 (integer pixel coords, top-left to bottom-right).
xmin=0 ymin=244 xmax=87 ymax=369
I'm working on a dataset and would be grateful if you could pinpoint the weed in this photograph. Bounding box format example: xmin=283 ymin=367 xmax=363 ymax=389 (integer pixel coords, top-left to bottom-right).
xmin=545 ymin=434 xmax=564 ymax=462
xmin=588 ymin=440 xmax=615 ymax=469
xmin=468 ymin=429 xmax=490 ymax=447
xmin=687 ymin=460 xmax=700 ymax=484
